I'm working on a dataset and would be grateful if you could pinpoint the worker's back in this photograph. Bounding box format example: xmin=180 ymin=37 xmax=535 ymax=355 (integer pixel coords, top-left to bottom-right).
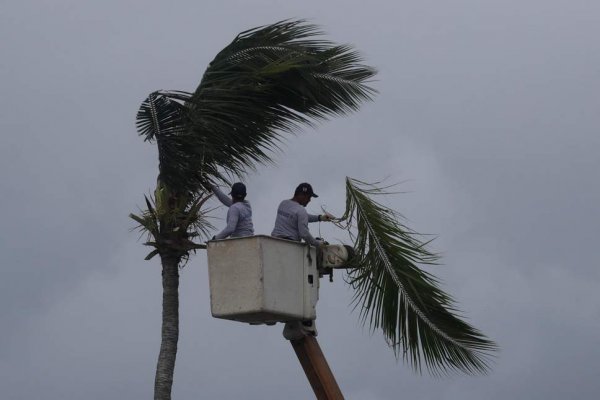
xmin=271 ymin=199 xmax=305 ymax=241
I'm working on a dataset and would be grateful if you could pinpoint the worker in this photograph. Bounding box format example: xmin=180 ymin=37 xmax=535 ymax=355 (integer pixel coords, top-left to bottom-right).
xmin=210 ymin=182 xmax=254 ymax=239
xmin=271 ymin=183 xmax=335 ymax=339
xmin=271 ymin=182 xmax=335 ymax=246
xmin=273 ymin=184 xmax=334 ymax=338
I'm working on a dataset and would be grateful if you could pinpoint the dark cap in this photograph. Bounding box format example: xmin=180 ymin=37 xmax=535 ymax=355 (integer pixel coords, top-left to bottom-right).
xmin=229 ymin=182 xmax=247 ymax=199
xmin=295 ymin=182 xmax=318 ymax=198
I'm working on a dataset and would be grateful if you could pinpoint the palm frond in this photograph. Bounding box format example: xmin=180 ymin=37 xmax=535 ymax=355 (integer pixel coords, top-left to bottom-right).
xmin=135 ymin=90 xmax=224 ymax=192
xmin=135 ymin=90 xmax=191 ymax=142
xmin=340 ymin=177 xmax=497 ymax=375
xmin=130 ymin=188 xmax=215 ymax=260
xmin=188 ymin=20 xmax=377 ymax=178
xmin=135 ymin=20 xmax=377 ymax=194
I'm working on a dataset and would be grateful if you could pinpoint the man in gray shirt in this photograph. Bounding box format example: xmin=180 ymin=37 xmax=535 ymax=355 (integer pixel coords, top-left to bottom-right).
xmin=271 ymin=182 xmax=334 ymax=246
xmin=211 ymin=182 xmax=254 ymax=239
xmin=273 ymin=182 xmax=335 ymax=339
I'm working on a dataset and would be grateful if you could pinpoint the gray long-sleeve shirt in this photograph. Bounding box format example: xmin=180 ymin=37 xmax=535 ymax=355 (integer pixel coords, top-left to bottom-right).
xmin=271 ymin=199 xmax=320 ymax=246
xmin=212 ymin=185 xmax=254 ymax=239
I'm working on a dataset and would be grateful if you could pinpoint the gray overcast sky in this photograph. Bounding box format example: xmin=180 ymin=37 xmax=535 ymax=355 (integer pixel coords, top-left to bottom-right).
xmin=1 ymin=1 xmax=599 ymax=399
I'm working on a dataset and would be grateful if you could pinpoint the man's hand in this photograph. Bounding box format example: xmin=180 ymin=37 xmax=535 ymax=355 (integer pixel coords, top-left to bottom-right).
xmin=319 ymin=212 xmax=336 ymax=222
xmin=315 ymin=237 xmax=329 ymax=247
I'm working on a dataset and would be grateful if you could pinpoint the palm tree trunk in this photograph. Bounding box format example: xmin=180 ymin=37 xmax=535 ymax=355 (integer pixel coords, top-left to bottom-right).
xmin=154 ymin=253 xmax=180 ymax=400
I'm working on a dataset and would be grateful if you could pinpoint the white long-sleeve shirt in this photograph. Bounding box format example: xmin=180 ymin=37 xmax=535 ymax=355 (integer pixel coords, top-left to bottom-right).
xmin=212 ymin=185 xmax=254 ymax=239
xmin=271 ymin=199 xmax=320 ymax=246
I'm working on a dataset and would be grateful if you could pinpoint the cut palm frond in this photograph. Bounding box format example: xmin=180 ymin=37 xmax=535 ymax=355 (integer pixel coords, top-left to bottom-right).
xmin=339 ymin=177 xmax=497 ymax=375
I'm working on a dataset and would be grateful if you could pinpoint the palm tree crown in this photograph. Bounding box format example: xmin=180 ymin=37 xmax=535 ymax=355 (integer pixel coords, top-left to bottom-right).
xmin=135 ymin=20 xmax=377 ymax=196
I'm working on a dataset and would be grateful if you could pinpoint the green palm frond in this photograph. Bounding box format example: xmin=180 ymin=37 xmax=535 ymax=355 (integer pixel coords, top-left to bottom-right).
xmin=340 ymin=177 xmax=497 ymax=375
xmin=135 ymin=20 xmax=377 ymax=194
xmin=188 ymin=20 xmax=376 ymax=178
xmin=130 ymin=187 xmax=214 ymax=260
xmin=135 ymin=91 xmax=227 ymax=193
xmin=135 ymin=90 xmax=190 ymax=142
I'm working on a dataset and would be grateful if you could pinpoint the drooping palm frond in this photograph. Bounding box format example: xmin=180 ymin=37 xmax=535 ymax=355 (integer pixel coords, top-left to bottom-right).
xmin=135 ymin=20 xmax=377 ymax=195
xmin=135 ymin=90 xmax=229 ymax=193
xmin=339 ymin=177 xmax=497 ymax=375
xmin=135 ymin=90 xmax=190 ymax=143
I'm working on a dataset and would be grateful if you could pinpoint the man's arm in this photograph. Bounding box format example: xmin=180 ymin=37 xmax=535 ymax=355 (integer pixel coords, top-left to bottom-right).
xmin=307 ymin=213 xmax=320 ymax=223
xmin=297 ymin=209 xmax=320 ymax=246
xmin=211 ymin=184 xmax=232 ymax=207
xmin=309 ymin=212 xmax=336 ymax=223
xmin=215 ymin=206 xmax=240 ymax=239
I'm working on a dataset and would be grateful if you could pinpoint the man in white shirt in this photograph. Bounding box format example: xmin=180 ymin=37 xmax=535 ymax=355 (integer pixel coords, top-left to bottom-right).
xmin=271 ymin=182 xmax=335 ymax=338
xmin=211 ymin=182 xmax=254 ymax=239
xmin=271 ymin=182 xmax=334 ymax=245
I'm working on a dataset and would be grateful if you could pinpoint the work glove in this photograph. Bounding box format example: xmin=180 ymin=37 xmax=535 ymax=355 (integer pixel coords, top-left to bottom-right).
xmin=319 ymin=212 xmax=336 ymax=222
xmin=315 ymin=238 xmax=329 ymax=247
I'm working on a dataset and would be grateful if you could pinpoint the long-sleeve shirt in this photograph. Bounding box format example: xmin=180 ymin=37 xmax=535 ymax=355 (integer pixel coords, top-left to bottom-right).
xmin=271 ymin=199 xmax=320 ymax=246
xmin=212 ymin=185 xmax=254 ymax=239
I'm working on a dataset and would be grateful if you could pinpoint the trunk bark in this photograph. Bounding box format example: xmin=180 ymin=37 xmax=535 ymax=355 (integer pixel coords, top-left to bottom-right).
xmin=154 ymin=253 xmax=180 ymax=400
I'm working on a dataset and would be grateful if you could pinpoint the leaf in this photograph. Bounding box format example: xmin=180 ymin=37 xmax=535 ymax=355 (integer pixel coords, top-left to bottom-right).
xmin=145 ymin=249 xmax=160 ymax=260
xmin=135 ymin=90 xmax=190 ymax=143
xmin=134 ymin=20 xmax=377 ymax=195
xmin=340 ymin=177 xmax=497 ymax=375
xmin=129 ymin=213 xmax=146 ymax=226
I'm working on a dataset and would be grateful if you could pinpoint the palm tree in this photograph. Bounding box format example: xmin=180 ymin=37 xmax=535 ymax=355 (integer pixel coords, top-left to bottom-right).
xmin=131 ymin=20 xmax=496 ymax=399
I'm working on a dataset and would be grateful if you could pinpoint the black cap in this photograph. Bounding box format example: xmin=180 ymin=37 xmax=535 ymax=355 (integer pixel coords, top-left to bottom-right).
xmin=229 ymin=182 xmax=247 ymax=199
xmin=295 ymin=182 xmax=318 ymax=198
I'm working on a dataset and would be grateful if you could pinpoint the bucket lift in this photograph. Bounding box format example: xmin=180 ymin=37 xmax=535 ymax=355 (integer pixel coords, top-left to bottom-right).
xmin=207 ymin=235 xmax=319 ymax=324
xmin=207 ymin=235 xmax=352 ymax=324
xmin=207 ymin=235 xmax=353 ymax=399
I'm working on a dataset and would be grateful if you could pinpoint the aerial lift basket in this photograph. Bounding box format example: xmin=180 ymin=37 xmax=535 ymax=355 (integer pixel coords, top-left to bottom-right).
xmin=207 ymin=235 xmax=319 ymax=324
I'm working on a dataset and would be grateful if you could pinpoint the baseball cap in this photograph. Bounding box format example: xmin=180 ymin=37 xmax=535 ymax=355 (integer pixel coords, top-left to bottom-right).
xmin=295 ymin=182 xmax=318 ymax=198
xmin=229 ymin=182 xmax=247 ymax=199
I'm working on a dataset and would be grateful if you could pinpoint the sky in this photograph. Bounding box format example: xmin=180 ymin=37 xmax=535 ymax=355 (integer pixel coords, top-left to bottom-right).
xmin=1 ymin=0 xmax=599 ymax=399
